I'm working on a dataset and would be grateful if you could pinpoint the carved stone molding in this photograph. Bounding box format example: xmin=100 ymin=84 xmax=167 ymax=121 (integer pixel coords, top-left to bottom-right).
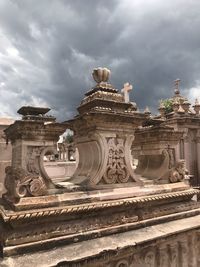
xmin=103 ymin=138 xmax=129 ymax=184
xmin=66 ymin=230 xmax=199 ymax=267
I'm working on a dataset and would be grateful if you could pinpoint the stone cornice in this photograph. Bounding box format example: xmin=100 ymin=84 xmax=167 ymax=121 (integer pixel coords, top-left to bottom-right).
xmin=4 ymin=120 xmax=67 ymax=142
xmin=0 ymin=188 xmax=198 ymax=222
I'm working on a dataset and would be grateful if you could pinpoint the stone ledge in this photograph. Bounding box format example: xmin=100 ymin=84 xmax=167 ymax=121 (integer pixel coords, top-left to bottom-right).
xmin=1 ymin=214 xmax=200 ymax=267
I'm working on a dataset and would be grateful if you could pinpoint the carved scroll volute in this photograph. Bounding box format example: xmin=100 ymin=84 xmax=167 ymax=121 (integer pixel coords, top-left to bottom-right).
xmin=124 ymin=135 xmax=142 ymax=184
xmin=115 ymin=260 xmax=129 ymax=267
xmin=71 ymin=133 xmax=143 ymax=186
xmin=3 ymin=146 xmax=59 ymax=202
xmin=3 ymin=166 xmax=47 ymax=202
xmin=71 ymin=133 xmax=107 ymax=186
xmin=39 ymin=146 xmax=58 ymax=187
xmin=27 ymin=146 xmax=58 ymax=187
xmin=169 ymin=159 xmax=187 ymax=183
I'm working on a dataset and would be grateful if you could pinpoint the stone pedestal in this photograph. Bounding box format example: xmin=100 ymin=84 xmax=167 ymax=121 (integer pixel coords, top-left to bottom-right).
xmin=132 ymin=125 xmax=185 ymax=184
xmin=3 ymin=106 xmax=66 ymax=203
xmin=66 ymin=68 xmax=147 ymax=188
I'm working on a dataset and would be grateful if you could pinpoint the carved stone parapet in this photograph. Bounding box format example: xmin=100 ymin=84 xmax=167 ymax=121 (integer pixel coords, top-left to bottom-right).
xmin=3 ymin=107 xmax=67 ymax=204
xmin=68 ymin=129 xmax=141 ymax=187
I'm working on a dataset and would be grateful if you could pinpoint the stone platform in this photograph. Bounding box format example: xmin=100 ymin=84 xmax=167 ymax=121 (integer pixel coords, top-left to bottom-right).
xmin=1 ymin=214 xmax=200 ymax=267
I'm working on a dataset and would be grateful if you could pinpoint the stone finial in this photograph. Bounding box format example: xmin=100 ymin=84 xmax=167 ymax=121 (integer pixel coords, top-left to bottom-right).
xmin=92 ymin=67 xmax=110 ymax=84
xmin=121 ymin=82 xmax=133 ymax=103
xmin=172 ymin=100 xmax=179 ymax=113
xmin=158 ymin=102 xmax=165 ymax=117
xmin=144 ymin=106 xmax=151 ymax=116
xmin=182 ymin=100 xmax=191 ymax=113
xmin=174 ymin=79 xmax=181 ymax=95
xmin=193 ymin=98 xmax=200 ymax=115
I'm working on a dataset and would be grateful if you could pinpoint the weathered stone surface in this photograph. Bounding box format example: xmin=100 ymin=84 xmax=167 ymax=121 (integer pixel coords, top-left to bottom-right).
xmin=1 ymin=214 xmax=200 ymax=267
xmin=3 ymin=108 xmax=67 ymax=204
xmin=1 ymin=68 xmax=200 ymax=267
xmin=65 ymin=68 xmax=147 ymax=188
xmin=156 ymin=80 xmax=200 ymax=186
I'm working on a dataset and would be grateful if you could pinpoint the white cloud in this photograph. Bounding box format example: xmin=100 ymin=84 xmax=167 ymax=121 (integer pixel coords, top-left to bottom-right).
xmin=187 ymin=84 xmax=200 ymax=103
xmin=0 ymin=0 xmax=200 ymax=120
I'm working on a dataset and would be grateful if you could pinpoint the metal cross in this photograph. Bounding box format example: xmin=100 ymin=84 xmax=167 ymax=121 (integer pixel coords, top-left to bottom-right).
xmin=121 ymin=82 xmax=133 ymax=103
xmin=174 ymin=79 xmax=181 ymax=95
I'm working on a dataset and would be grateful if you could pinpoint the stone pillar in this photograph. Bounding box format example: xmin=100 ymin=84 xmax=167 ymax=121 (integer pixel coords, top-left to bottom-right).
xmin=3 ymin=106 xmax=66 ymax=202
xmin=158 ymin=245 xmax=170 ymax=267
xmin=179 ymin=238 xmax=188 ymax=267
xmin=183 ymin=132 xmax=190 ymax=171
xmin=179 ymin=138 xmax=184 ymax=159
xmin=66 ymin=68 xmax=147 ymax=188
xmin=169 ymin=242 xmax=179 ymax=267
xmin=188 ymin=234 xmax=197 ymax=267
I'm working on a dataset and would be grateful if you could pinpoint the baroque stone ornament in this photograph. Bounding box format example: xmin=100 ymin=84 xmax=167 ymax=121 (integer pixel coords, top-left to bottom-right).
xmin=92 ymin=67 xmax=110 ymax=83
xmin=103 ymin=138 xmax=129 ymax=184
xmin=169 ymin=159 xmax=187 ymax=183
xmin=3 ymin=106 xmax=67 ymax=203
xmin=4 ymin=166 xmax=47 ymax=201
xmin=115 ymin=260 xmax=129 ymax=267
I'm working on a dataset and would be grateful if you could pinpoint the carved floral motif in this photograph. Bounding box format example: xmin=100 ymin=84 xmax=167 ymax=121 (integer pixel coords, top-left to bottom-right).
xmin=103 ymin=138 xmax=129 ymax=184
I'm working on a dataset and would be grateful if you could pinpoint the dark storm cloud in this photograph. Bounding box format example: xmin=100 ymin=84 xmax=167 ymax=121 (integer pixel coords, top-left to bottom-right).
xmin=0 ymin=0 xmax=200 ymax=120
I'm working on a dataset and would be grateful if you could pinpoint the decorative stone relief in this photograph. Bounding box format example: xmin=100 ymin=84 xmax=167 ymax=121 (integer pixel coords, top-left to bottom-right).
xmin=169 ymin=159 xmax=187 ymax=183
xmin=167 ymin=147 xmax=175 ymax=169
xmin=103 ymin=138 xmax=129 ymax=184
xmin=75 ymin=231 xmax=199 ymax=267
xmin=3 ymin=146 xmax=58 ymax=202
xmin=4 ymin=166 xmax=47 ymax=201
xmin=26 ymin=146 xmax=41 ymax=175
xmin=115 ymin=260 xmax=129 ymax=267
xmin=143 ymin=250 xmax=156 ymax=267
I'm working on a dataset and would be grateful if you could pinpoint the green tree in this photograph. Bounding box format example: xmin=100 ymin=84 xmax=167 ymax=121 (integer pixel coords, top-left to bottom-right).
xmin=160 ymin=98 xmax=173 ymax=114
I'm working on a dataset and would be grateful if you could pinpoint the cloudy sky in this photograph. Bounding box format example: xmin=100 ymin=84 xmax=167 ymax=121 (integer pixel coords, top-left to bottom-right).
xmin=0 ymin=0 xmax=200 ymax=121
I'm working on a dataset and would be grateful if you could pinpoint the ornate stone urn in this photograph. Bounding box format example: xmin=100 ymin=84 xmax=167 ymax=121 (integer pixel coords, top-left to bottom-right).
xmin=65 ymin=68 xmax=147 ymax=188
